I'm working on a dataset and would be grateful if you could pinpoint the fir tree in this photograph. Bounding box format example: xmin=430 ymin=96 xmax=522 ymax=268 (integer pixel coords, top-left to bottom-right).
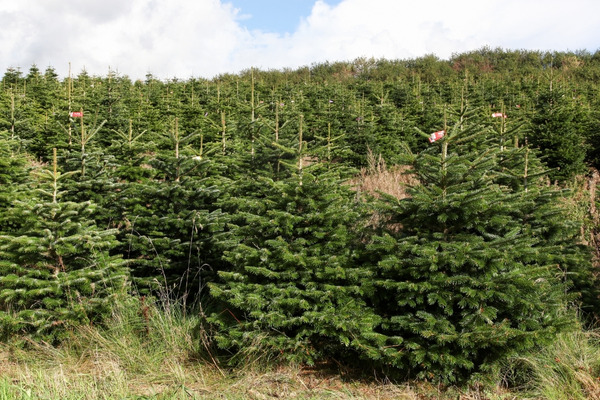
xmin=365 ymin=118 xmax=580 ymax=382
xmin=118 ymin=120 xmax=225 ymax=298
xmin=0 ymin=131 xmax=29 ymax=223
xmin=530 ymin=85 xmax=589 ymax=182
xmin=0 ymin=149 xmax=129 ymax=340
xmin=208 ymin=138 xmax=382 ymax=364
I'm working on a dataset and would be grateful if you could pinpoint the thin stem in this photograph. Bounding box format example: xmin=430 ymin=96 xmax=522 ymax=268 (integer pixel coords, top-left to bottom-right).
xmin=52 ymin=148 xmax=58 ymax=203
xmin=221 ymin=112 xmax=226 ymax=155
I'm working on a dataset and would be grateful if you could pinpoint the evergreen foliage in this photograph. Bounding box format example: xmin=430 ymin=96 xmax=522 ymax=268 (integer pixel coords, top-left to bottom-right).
xmin=0 ymin=150 xmax=129 ymax=339
xmin=117 ymin=130 xmax=225 ymax=297
xmin=209 ymin=154 xmax=380 ymax=364
xmin=530 ymin=85 xmax=590 ymax=181
xmin=0 ymin=131 xmax=29 ymax=220
xmin=365 ymin=115 xmax=584 ymax=382
xmin=0 ymin=49 xmax=598 ymax=383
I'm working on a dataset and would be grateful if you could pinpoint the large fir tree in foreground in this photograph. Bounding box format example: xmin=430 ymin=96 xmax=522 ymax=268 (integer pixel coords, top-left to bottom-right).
xmin=208 ymin=138 xmax=382 ymax=364
xmin=364 ymin=115 xmax=591 ymax=382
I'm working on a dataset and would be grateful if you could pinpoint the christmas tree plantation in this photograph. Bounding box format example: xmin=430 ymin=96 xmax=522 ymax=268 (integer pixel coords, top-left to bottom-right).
xmin=0 ymin=52 xmax=598 ymax=384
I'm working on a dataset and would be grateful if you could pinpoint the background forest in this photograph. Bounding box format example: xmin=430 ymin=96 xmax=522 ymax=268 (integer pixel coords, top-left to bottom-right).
xmin=2 ymin=47 xmax=600 ymax=397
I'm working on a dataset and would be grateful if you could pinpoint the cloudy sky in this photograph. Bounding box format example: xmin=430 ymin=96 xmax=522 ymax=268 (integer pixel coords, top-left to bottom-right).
xmin=0 ymin=0 xmax=598 ymax=80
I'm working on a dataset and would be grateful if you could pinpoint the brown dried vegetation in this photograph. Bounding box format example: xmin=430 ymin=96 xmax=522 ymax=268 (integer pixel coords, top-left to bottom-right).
xmin=350 ymin=150 xmax=418 ymax=201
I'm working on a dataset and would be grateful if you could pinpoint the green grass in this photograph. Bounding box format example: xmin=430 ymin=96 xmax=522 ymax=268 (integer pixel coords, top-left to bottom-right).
xmin=499 ymin=329 xmax=600 ymax=400
xmin=0 ymin=296 xmax=218 ymax=399
xmin=1 ymin=297 xmax=600 ymax=399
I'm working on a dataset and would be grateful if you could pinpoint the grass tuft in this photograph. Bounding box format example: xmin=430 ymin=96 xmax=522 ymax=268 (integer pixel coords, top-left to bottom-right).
xmin=0 ymin=296 xmax=218 ymax=399
xmin=501 ymin=329 xmax=600 ymax=400
xmin=350 ymin=150 xmax=418 ymax=201
xmin=3 ymin=297 xmax=600 ymax=399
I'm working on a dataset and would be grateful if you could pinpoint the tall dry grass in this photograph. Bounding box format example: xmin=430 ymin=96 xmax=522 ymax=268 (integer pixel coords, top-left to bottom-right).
xmin=2 ymin=298 xmax=598 ymax=398
xmin=501 ymin=330 xmax=600 ymax=400
xmin=0 ymin=297 xmax=420 ymax=399
xmin=0 ymin=297 xmax=220 ymax=399
xmin=350 ymin=150 xmax=418 ymax=201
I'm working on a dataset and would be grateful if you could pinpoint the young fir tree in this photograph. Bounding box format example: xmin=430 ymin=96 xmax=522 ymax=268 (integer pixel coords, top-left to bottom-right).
xmin=0 ymin=149 xmax=129 ymax=340
xmin=0 ymin=131 xmax=29 ymax=224
xmin=107 ymin=119 xmax=155 ymax=182
xmin=486 ymin=106 xmax=597 ymax=315
xmin=365 ymin=118 xmax=579 ymax=382
xmin=208 ymin=133 xmax=382 ymax=365
xmin=118 ymin=118 xmax=225 ymax=298
xmin=530 ymin=85 xmax=589 ymax=182
xmin=56 ymin=112 xmax=126 ymax=239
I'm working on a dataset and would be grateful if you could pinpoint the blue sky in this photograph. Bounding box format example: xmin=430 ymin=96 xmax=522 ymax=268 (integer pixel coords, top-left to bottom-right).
xmin=0 ymin=0 xmax=598 ymax=80
xmin=229 ymin=0 xmax=344 ymax=34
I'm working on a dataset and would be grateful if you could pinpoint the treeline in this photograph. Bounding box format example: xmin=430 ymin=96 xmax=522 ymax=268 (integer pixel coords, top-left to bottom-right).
xmin=3 ymin=47 xmax=600 ymax=176
xmin=0 ymin=47 xmax=599 ymax=383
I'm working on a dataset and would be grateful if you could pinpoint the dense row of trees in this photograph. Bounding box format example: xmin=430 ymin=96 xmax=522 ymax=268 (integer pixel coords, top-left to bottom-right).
xmin=0 ymin=48 xmax=599 ymax=382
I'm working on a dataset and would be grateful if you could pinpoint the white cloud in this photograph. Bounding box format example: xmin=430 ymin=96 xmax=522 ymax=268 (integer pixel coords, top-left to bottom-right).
xmin=0 ymin=0 xmax=249 ymax=79
xmin=0 ymin=0 xmax=598 ymax=80
xmin=240 ymin=0 xmax=600 ymax=68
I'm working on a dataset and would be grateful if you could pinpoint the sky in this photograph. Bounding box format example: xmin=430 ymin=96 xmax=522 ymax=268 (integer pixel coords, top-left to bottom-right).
xmin=0 ymin=0 xmax=598 ymax=80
